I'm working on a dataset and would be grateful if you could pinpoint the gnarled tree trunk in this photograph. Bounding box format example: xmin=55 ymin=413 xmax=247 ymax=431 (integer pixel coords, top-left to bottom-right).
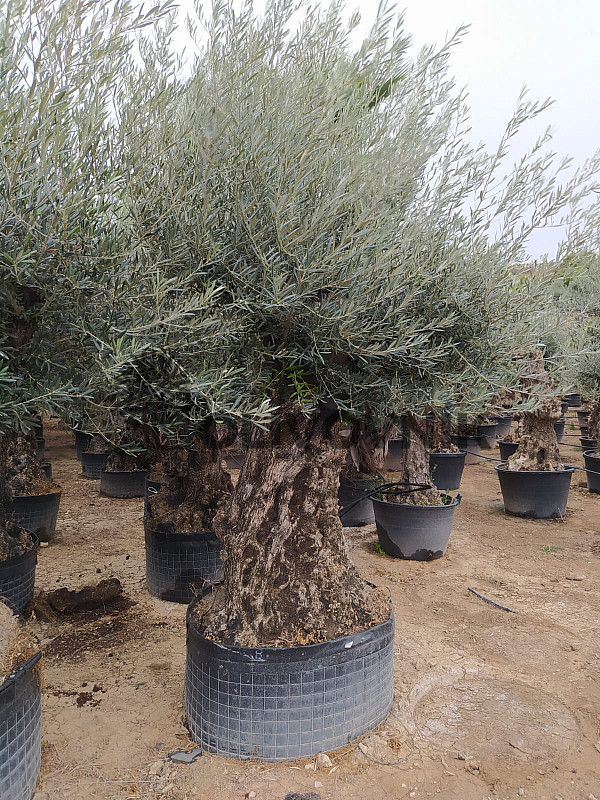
xmin=506 ymin=350 xmax=562 ymax=472
xmin=588 ymin=404 xmax=600 ymax=450
xmin=145 ymin=421 xmax=234 ymax=533
xmin=201 ymin=407 xmax=389 ymax=647
xmin=385 ymin=415 xmax=442 ymax=505
xmin=0 ymin=432 xmax=32 ymax=561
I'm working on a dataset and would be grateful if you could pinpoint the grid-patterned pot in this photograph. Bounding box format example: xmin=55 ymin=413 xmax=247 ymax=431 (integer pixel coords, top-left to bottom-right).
xmin=9 ymin=492 xmax=61 ymax=543
xmin=145 ymin=527 xmax=222 ymax=603
xmin=184 ymin=604 xmax=394 ymax=761
xmin=0 ymin=652 xmax=42 ymax=800
xmin=81 ymin=452 xmax=109 ymax=479
xmin=0 ymin=538 xmax=38 ymax=614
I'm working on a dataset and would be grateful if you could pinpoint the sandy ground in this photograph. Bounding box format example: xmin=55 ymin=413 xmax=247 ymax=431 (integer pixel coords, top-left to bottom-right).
xmin=28 ymin=415 xmax=600 ymax=800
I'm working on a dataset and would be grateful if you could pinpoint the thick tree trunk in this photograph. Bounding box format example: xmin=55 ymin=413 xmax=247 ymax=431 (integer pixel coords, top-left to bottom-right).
xmin=145 ymin=422 xmax=234 ymax=533
xmin=428 ymin=417 xmax=458 ymax=453
xmin=0 ymin=432 xmax=32 ymax=561
xmin=342 ymin=418 xmax=394 ymax=479
xmin=506 ymin=350 xmax=562 ymax=471
xmin=201 ymin=408 xmax=389 ymax=647
xmin=6 ymin=432 xmax=47 ymax=495
xmin=588 ymin=403 xmax=600 ymax=447
xmin=385 ymin=415 xmax=442 ymax=505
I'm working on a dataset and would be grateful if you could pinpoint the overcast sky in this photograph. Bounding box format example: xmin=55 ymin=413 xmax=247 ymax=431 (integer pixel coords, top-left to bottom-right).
xmin=176 ymin=0 xmax=600 ymax=257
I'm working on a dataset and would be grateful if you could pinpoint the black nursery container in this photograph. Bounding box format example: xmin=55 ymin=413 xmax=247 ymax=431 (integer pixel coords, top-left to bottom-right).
xmin=41 ymin=463 xmax=52 ymax=481
xmin=372 ymin=494 xmax=461 ymax=560
xmin=428 ymin=452 xmax=466 ymax=490
xmin=383 ymin=438 xmax=405 ymax=470
xmin=81 ymin=451 xmax=109 ymax=479
xmin=561 ymin=400 xmax=569 ymax=416
xmin=583 ymin=450 xmax=600 ymax=494
xmin=338 ymin=478 xmax=377 ymax=527
xmin=579 ymin=425 xmax=589 ymax=438
xmin=100 ymin=469 xmax=148 ymax=498
xmin=35 ymin=438 xmax=44 ymax=460
xmin=477 ymin=423 xmax=499 ymax=449
xmin=580 ymin=436 xmax=597 ymax=451
xmin=495 ymin=464 xmax=575 ymax=519
xmin=563 ymin=393 xmax=582 ymax=407
xmin=74 ymin=430 xmax=93 ymax=461
xmin=498 ymin=440 xmax=519 ymax=461
xmin=577 ymin=410 xmax=590 ymax=426
xmin=0 ymin=537 xmax=38 ymax=614
xmin=144 ymin=476 xmax=164 ymax=516
xmin=145 ymin=527 xmax=222 ymax=603
xmin=184 ymin=602 xmax=394 ymax=761
xmin=9 ymin=492 xmax=61 ymax=543
xmin=0 ymin=651 xmax=42 ymax=800
xmin=450 ymin=434 xmax=483 ymax=465
xmin=554 ymin=418 xmax=566 ymax=443
xmin=492 ymin=415 xmax=513 ymax=438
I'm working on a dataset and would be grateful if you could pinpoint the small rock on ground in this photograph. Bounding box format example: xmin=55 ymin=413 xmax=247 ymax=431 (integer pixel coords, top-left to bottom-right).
xmin=284 ymin=794 xmax=322 ymax=800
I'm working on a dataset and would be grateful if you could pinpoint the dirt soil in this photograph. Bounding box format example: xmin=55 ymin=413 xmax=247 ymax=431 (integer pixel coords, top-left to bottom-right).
xmin=32 ymin=416 xmax=600 ymax=800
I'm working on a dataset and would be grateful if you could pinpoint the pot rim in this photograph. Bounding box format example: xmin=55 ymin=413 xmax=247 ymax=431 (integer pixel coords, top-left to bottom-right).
xmin=371 ymin=493 xmax=460 ymax=510
xmin=583 ymin=449 xmax=600 ymax=458
xmin=0 ymin=651 xmax=42 ymax=696
xmin=0 ymin=532 xmax=39 ymax=568
xmin=495 ymin=463 xmax=576 ymax=475
xmin=450 ymin=434 xmax=484 ymax=442
xmin=100 ymin=469 xmax=148 ymax=476
xmin=429 ymin=450 xmax=466 ymax=457
xmin=186 ymin=601 xmax=394 ymax=658
xmin=12 ymin=490 xmax=61 ymax=501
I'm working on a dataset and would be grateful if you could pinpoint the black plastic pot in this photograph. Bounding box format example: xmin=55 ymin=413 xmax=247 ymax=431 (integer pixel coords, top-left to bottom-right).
xmin=498 ymin=440 xmax=519 ymax=461
xmin=74 ymin=430 xmax=93 ymax=461
xmin=338 ymin=477 xmax=377 ymax=527
xmin=81 ymin=451 xmax=109 ymax=479
xmin=0 ymin=536 xmax=38 ymax=614
xmin=9 ymin=492 xmax=61 ymax=543
xmin=554 ymin=418 xmax=565 ymax=443
xmin=577 ymin=410 xmax=590 ymax=425
xmin=561 ymin=400 xmax=569 ymax=416
xmin=583 ymin=450 xmax=600 ymax=494
xmin=383 ymin=438 xmax=405 ymax=470
xmin=563 ymin=393 xmax=582 ymax=407
xmin=477 ymin=423 xmax=499 ymax=449
xmin=0 ymin=651 xmax=42 ymax=800
xmin=492 ymin=415 xmax=513 ymax=438
xmin=35 ymin=438 xmax=44 ymax=460
xmin=100 ymin=469 xmax=148 ymax=498
xmin=450 ymin=435 xmax=483 ymax=465
xmin=184 ymin=602 xmax=394 ymax=761
xmin=225 ymin=450 xmax=246 ymax=470
xmin=145 ymin=527 xmax=222 ymax=603
xmin=580 ymin=436 xmax=597 ymax=450
xmin=371 ymin=494 xmax=461 ymax=560
xmin=579 ymin=425 xmax=589 ymax=438
xmin=41 ymin=462 xmax=52 ymax=481
xmin=428 ymin=452 xmax=466 ymax=490
xmin=495 ymin=464 xmax=575 ymax=519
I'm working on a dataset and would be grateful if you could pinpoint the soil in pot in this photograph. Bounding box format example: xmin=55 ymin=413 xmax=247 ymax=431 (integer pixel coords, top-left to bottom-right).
xmin=0 ymin=605 xmax=42 ymax=799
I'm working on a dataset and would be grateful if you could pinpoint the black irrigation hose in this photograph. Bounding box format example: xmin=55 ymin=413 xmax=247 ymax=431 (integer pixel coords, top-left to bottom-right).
xmin=468 ymin=587 xmax=518 ymax=614
xmin=338 ymin=481 xmax=434 ymax=519
xmin=462 ymin=448 xmax=600 ymax=478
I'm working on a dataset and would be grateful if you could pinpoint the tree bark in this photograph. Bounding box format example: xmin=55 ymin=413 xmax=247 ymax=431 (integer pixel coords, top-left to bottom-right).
xmin=384 ymin=415 xmax=442 ymax=505
xmin=201 ymin=407 xmax=389 ymax=647
xmin=0 ymin=432 xmax=32 ymax=561
xmin=145 ymin=422 xmax=234 ymax=533
xmin=588 ymin=403 xmax=600 ymax=447
xmin=506 ymin=350 xmax=562 ymax=471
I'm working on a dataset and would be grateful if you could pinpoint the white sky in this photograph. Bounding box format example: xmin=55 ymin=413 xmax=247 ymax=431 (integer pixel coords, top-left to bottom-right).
xmin=175 ymin=0 xmax=600 ymax=257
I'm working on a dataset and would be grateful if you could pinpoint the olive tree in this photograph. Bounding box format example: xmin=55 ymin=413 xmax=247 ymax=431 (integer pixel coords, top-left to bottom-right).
xmin=0 ymin=0 xmax=170 ymax=553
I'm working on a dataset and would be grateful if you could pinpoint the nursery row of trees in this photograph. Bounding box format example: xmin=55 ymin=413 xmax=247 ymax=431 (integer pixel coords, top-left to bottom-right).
xmin=2 ymin=0 xmax=600 ymax=643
